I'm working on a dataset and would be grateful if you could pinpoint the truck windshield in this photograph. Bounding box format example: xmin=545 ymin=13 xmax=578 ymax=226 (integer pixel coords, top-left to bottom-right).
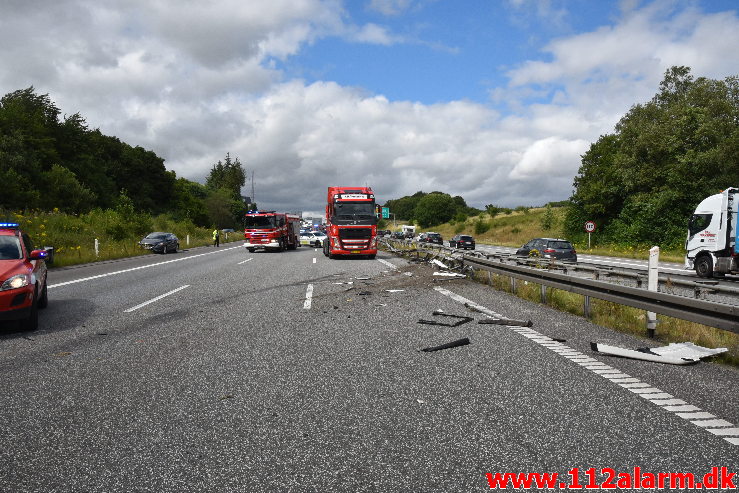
xmin=688 ymin=214 xmax=712 ymax=236
xmin=334 ymin=202 xmax=375 ymax=219
xmin=244 ymin=216 xmax=275 ymax=229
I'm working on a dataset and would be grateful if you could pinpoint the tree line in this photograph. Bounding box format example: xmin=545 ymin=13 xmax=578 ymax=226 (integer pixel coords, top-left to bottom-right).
xmin=564 ymin=66 xmax=738 ymax=248
xmin=0 ymin=87 xmax=247 ymax=228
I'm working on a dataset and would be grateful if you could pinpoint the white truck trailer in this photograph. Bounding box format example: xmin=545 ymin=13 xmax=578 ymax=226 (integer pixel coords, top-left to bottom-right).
xmin=685 ymin=187 xmax=738 ymax=278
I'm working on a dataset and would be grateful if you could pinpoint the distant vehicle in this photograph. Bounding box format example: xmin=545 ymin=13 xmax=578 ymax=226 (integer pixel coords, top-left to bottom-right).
xmin=221 ymin=228 xmax=235 ymax=233
xmin=516 ymin=238 xmax=577 ymax=261
xmin=139 ymin=232 xmax=179 ymax=254
xmin=419 ymin=232 xmax=443 ymax=245
xmin=391 ymin=231 xmax=405 ymax=239
xmin=0 ymin=222 xmax=49 ymax=331
xmin=300 ymin=231 xmax=326 ymax=247
xmin=449 ymin=234 xmax=475 ymax=250
xmin=243 ymin=210 xmax=301 ymax=252
xmin=377 ymin=230 xmax=391 ymax=237
xmin=685 ymin=187 xmax=737 ymax=278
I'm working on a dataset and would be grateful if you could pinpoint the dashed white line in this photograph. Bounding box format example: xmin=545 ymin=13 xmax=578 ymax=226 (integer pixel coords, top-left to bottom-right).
xmin=377 ymin=258 xmax=396 ymax=269
xmin=237 ymin=258 xmax=253 ymax=265
xmin=303 ymin=284 xmax=314 ymax=310
xmin=433 ymin=285 xmax=738 ymax=447
xmin=313 ymin=258 xmax=317 ymax=264
xmin=124 ymin=285 xmax=190 ymax=313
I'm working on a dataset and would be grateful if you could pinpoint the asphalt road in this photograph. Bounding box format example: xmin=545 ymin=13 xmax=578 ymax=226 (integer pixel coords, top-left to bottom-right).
xmin=1 ymin=243 xmax=737 ymax=492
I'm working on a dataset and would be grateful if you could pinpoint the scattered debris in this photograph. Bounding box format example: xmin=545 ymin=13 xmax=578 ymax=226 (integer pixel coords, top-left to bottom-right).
xmin=591 ymin=342 xmax=701 ymax=365
xmin=464 ymin=303 xmax=482 ymax=313
xmin=478 ymin=318 xmax=533 ymax=327
xmin=421 ymin=337 xmax=471 ymax=352
xmin=385 ymin=289 xmax=405 ymax=293
xmin=638 ymin=342 xmax=727 ymax=360
xmin=418 ymin=311 xmax=473 ymax=327
xmin=333 ymin=281 xmax=353 ymax=285
xmin=551 ymin=337 xmax=567 ymax=343
xmin=417 ymin=399 xmax=425 ymax=404
xmin=358 ymin=291 xmax=372 ymax=296
xmin=403 ymin=272 xmax=413 ymax=276
xmin=433 ymin=272 xmax=466 ymax=278
xmin=220 ymin=394 xmax=234 ymax=400
xmin=431 ymin=259 xmax=450 ymax=269
xmin=356 ymin=277 xmax=370 ymax=280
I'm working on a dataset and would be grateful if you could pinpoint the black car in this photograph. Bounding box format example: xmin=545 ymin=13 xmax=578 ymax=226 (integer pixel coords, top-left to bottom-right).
xmin=449 ymin=234 xmax=475 ymax=250
xmin=139 ymin=232 xmax=179 ymax=254
xmin=516 ymin=238 xmax=577 ymax=261
xmin=419 ymin=232 xmax=443 ymax=245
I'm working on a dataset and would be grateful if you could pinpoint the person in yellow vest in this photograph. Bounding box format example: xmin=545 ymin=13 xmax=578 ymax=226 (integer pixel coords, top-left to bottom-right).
xmin=212 ymin=228 xmax=220 ymax=247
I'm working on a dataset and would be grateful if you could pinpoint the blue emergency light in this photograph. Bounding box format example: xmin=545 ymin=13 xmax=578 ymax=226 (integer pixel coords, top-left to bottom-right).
xmin=0 ymin=222 xmax=20 ymax=229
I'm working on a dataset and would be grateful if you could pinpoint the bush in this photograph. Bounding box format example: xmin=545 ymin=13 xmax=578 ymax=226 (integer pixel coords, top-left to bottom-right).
xmin=474 ymin=219 xmax=491 ymax=235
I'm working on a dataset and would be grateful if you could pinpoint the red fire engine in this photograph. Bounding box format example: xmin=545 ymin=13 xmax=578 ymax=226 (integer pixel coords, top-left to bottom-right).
xmin=243 ymin=211 xmax=301 ymax=252
xmin=323 ymin=186 xmax=378 ymax=259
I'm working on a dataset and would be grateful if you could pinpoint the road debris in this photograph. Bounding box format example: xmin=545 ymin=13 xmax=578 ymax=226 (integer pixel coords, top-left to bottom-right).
xmin=421 ymin=337 xmax=471 ymax=352
xmin=385 ymin=289 xmax=405 ymax=293
xmin=432 ymin=272 xmax=466 ymax=278
xmin=431 ymin=259 xmax=450 ymax=269
xmin=418 ymin=311 xmax=473 ymax=327
xmin=638 ymin=342 xmax=727 ymax=360
xmin=590 ymin=342 xmax=701 ymax=365
xmin=478 ymin=318 xmax=533 ymax=327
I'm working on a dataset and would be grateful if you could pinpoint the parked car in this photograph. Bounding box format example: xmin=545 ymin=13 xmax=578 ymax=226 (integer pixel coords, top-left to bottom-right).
xmin=449 ymin=234 xmax=475 ymax=250
xmin=391 ymin=231 xmax=405 ymax=240
xmin=418 ymin=232 xmax=443 ymax=245
xmin=139 ymin=232 xmax=179 ymax=254
xmin=516 ymin=238 xmax=577 ymax=261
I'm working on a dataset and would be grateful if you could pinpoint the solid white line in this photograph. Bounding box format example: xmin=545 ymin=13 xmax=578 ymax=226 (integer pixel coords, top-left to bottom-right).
xmin=377 ymin=258 xmax=396 ymax=269
xmin=238 ymin=258 xmax=253 ymax=265
xmin=49 ymin=245 xmax=242 ymax=289
xmin=124 ymin=285 xmax=190 ymax=313
xmin=303 ymin=284 xmax=313 ymax=309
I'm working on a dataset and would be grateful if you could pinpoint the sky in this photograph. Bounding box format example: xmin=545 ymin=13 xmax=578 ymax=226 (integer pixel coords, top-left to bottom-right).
xmin=2 ymin=0 xmax=738 ymax=216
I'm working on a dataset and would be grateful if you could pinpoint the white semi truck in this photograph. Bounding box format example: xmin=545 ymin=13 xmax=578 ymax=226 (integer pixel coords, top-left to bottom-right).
xmin=685 ymin=187 xmax=738 ymax=278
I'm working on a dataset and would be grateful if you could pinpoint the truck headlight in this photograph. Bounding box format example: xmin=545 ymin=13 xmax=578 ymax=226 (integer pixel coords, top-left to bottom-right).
xmin=1 ymin=274 xmax=30 ymax=291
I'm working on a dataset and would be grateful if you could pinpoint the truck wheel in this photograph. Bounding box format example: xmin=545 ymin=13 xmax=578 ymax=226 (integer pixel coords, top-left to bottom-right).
xmin=323 ymin=242 xmax=329 ymax=257
xmin=247 ymin=248 xmax=255 ymax=253
xmin=367 ymin=254 xmax=376 ymax=260
xmin=695 ymin=256 xmax=713 ymax=278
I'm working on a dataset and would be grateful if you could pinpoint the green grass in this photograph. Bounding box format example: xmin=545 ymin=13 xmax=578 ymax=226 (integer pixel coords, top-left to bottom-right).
xmin=3 ymin=208 xmax=242 ymax=268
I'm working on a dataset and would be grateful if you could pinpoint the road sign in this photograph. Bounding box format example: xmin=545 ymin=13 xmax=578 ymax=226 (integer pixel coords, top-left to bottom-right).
xmin=584 ymin=221 xmax=596 ymax=233
xmin=382 ymin=207 xmax=390 ymax=219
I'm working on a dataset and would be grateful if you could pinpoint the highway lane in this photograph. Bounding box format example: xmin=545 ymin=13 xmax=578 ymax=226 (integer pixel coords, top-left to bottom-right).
xmin=0 ymin=244 xmax=737 ymax=492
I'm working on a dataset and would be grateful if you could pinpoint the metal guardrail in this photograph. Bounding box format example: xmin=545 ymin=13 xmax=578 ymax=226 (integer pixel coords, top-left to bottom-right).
xmin=381 ymin=239 xmax=739 ymax=333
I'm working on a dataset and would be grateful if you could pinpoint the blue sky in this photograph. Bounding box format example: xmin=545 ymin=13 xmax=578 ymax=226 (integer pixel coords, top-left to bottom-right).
xmin=1 ymin=0 xmax=738 ymax=213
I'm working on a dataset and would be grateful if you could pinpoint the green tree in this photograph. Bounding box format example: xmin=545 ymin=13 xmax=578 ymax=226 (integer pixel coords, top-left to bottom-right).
xmin=414 ymin=192 xmax=456 ymax=228
xmin=540 ymin=203 xmax=556 ymax=231
xmin=206 ymin=153 xmax=246 ymax=201
xmin=40 ymin=164 xmax=97 ymax=213
xmin=565 ymin=66 xmax=739 ymax=246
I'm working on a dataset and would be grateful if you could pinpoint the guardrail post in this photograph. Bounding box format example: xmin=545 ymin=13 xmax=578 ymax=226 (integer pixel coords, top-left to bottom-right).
xmin=187 ymin=235 xmax=190 ymax=246
xmin=510 ymin=277 xmax=517 ymax=294
xmin=584 ymin=295 xmax=591 ymax=319
xmin=488 ymin=271 xmax=492 ymax=286
xmin=646 ymin=246 xmax=659 ymax=338
xmin=540 ymin=284 xmax=547 ymax=304
xmin=94 ymin=238 xmax=99 ymax=257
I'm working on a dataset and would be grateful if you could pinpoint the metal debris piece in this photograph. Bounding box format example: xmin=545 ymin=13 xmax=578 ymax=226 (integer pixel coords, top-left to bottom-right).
xmin=431 ymin=259 xmax=450 ymax=269
xmin=590 ymin=342 xmax=699 ymax=366
xmin=403 ymin=272 xmax=413 ymax=276
xmin=433 ymin=272 xmax=466 ymax=278
xmin=639 ymin=342 xmax=727 ymax=360
xmin=551 ymin=337 xmax=567 ymax=343
xmin=421 ymin=337 xmax=471 ymax=352
xmin=478 ymin=318 xmax=533 ymax=327
xmin=385 ymin=289 xmax=405 ymax=293
xmin=418 ymin=311 xmax=473 ymax=327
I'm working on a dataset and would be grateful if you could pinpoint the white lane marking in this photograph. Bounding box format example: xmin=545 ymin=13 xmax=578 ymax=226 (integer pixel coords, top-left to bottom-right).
xmin=377 ymin=258 xmax=396 ymax=269
xmin=237 ymin=258 xmax=253 ymax=265
xmin=432 ymin=285 xmax=738 ymax=446
xmin=313 ymin=258 xmax=317 ymax=264
xmin=50 ymin=245 xmax=242 ymax=289
xmin=124 ymin=285 xmax=190 ymax=313
xmin=303 ymin=284 xmax=313 ymax=310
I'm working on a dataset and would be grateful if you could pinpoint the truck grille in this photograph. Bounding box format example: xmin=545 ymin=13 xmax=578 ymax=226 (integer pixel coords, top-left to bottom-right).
xmin=338 ymin=227 xmax=372 ymax=250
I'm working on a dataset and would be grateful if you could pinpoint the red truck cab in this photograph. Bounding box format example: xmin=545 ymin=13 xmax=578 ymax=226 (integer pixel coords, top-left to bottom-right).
xmin=323 ymin=187 xmax=378 ymax=259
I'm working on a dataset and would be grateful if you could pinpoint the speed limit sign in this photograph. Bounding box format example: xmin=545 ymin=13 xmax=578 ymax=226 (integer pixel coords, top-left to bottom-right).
xmin=584 ymin=221 xmax=596 ymax=233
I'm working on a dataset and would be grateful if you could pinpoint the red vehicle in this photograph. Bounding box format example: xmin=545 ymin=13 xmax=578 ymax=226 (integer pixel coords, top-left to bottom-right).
xmin=243 ymin=211 xmax=301 ymax=252
xmin=0 ymin=222 xmax=49 ymax=331
xmin=323 ymin=186 xmax=378 ymax=259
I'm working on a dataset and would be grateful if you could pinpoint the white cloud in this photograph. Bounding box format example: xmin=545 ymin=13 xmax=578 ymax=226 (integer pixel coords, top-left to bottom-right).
xmin=1 ymin=0 xmax=737 ymax=213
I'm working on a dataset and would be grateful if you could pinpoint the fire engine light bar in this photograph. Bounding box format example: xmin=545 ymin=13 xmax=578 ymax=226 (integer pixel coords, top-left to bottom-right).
xmin=0 ymin=222 xmax=20 ymax=228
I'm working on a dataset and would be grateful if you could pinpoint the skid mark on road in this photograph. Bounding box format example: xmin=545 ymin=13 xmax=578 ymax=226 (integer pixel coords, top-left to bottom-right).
xmin=433 ymin=286 xmax=738 ymax=447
